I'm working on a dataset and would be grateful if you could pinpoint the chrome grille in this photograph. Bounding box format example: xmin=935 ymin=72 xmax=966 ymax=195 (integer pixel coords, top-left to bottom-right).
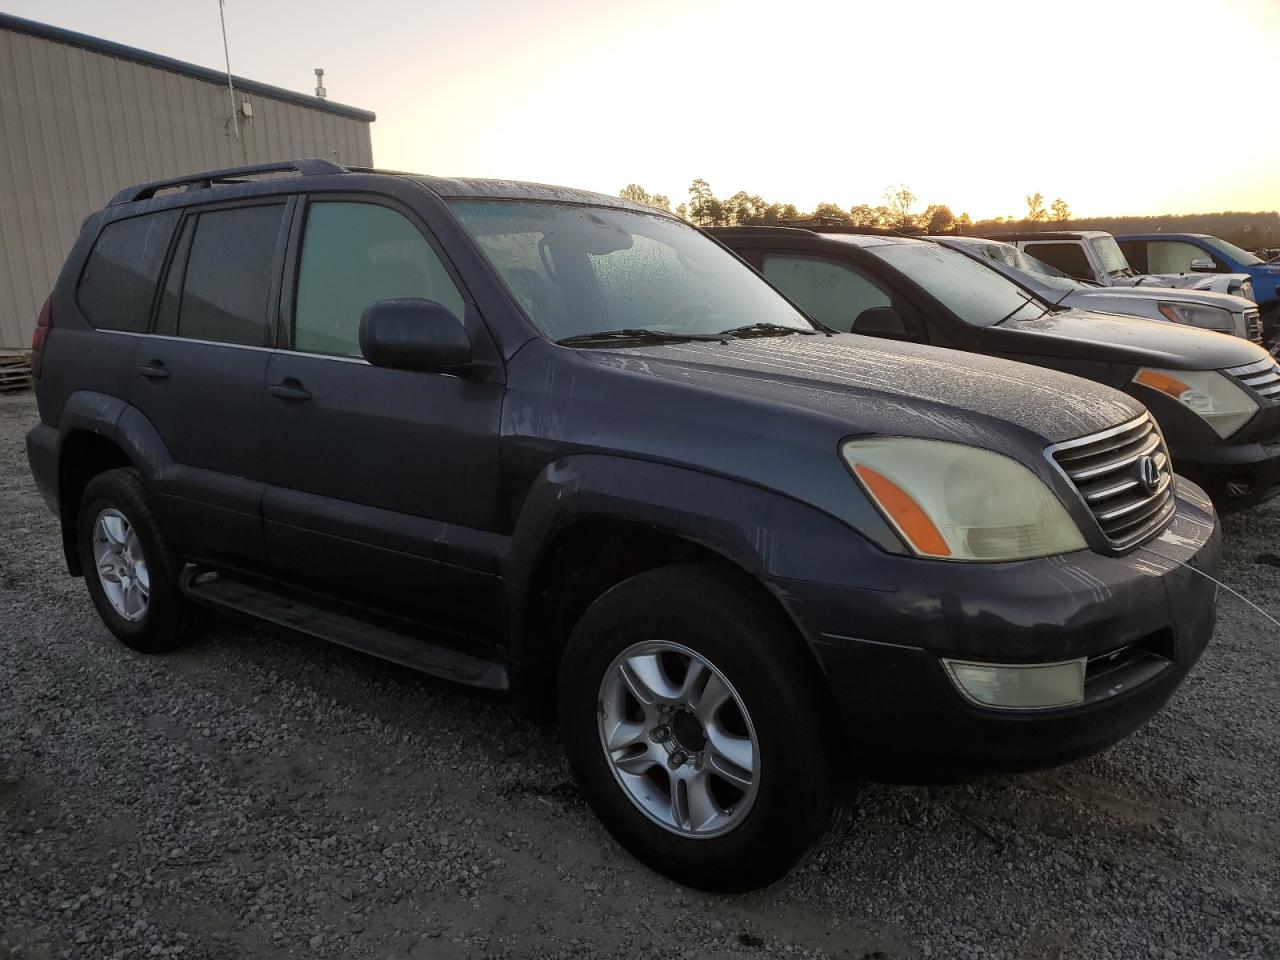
xmin=1047 ymin=413 xmax=1175 ymax=550
xmin=1245 ymin=309 xmax=1264 ymax=345
xmin=1225 ymin=355 xmax=1280 ymax=401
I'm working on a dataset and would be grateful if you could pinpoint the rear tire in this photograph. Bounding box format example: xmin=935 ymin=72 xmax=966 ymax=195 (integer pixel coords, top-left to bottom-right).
xmin=559 ymin=563 xmax=836 ymax=892
xmin=77 ymin=468 xmax=196 ymax=653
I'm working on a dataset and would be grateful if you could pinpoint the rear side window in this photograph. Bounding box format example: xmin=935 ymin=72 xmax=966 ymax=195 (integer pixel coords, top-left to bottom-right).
xmin=1022 ymin=242 xmax=1093 ymax=281
xmin=293 ymin=202 xmax=465 ymax=358
xmin=762 ymin=254 xmax=891 ymax=332
xmin=1117 ymin=240 xmax=1148 ymax=272
xmin=77 ymin=211 xmax=178 ymax=332
xmin=165 ymin=204 xmax=286 ymax=346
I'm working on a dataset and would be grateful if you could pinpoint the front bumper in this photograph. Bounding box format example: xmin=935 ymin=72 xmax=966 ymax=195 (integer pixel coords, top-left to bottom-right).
xmin=774 ymin=477 xmax=1221 ymax=783
xmin=1172 ymin=439 xmax=1280 ymax=507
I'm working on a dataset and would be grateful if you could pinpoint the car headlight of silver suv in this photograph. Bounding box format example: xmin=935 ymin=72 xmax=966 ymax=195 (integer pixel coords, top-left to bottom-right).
xmin=1133 ymin=368 xmax=1259 ymax=438
xmin=840 ymin=438 xmax=1087 ymax=561
xmin=1157 ymin=302 xmax=1236 ymax=334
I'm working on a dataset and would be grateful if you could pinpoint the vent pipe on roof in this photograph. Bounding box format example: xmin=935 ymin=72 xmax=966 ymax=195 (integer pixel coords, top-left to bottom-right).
xmin=315 ymin=68 xmax=326 ymax=99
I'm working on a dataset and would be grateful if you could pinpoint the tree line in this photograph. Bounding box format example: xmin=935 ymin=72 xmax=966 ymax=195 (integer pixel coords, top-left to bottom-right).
xmin=618 ymin=180 xmax=1280 ymax=248
xmin=618 ymin=181 xmax=1076 ymax=234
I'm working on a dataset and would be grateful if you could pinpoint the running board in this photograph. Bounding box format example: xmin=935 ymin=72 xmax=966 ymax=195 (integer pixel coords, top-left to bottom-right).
xmin=180 ymin=569 xmax=509 ymax=690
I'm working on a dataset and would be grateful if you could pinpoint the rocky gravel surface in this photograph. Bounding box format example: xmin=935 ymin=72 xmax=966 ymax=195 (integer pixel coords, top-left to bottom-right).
xmin=0 ymin=389 xmax=1277 ymax=960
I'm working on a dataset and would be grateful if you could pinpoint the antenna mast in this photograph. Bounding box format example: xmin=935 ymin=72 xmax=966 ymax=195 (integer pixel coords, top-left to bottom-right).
xmin=217 ymin=0 xmax=240 ymax=139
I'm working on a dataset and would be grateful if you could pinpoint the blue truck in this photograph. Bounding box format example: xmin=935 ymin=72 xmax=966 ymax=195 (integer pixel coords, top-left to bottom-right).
xmin=1117 ymin=233 xmax=1280 ymax=347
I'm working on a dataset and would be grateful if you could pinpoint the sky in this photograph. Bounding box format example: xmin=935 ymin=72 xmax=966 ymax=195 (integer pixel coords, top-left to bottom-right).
xmin=4 ymin=0 xmax=1279 ymax=219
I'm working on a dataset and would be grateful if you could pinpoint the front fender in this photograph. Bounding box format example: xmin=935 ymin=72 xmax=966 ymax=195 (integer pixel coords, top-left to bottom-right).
xmin=504 ymin=453 xmax=902 ymax=667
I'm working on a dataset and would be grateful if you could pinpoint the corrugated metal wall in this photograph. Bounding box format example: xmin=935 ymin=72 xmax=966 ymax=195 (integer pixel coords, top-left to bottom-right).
xmin=0 ymin=27 xmax=374 ymax=351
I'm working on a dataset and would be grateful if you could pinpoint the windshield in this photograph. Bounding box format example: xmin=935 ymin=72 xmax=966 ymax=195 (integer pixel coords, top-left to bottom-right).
xmin=967 ymin=241 xmax=1081 ymax=292
xmin=449 ymin=200 xmax=812 ymax=341
xmin=863 ymin=241 xmax=1049 ymax=326
xmin=1090 ymin=236 xmax=1133 ymax=277
xmin=1203 ymin=236 xmax=1262 ymax=266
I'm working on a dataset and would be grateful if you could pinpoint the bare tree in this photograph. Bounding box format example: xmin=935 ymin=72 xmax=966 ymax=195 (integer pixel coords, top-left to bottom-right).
xmin=1050 ymin=197 xmax=1071 ymax=223
xmin=1025 ymin=192 xmax=1047 ymax=222
xmin=884 ymin=184 xmax=918 ymax=229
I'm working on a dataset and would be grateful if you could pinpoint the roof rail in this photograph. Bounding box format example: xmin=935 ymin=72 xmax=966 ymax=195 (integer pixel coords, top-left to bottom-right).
xmin=108 ymin=158 xmax=349 ymax=206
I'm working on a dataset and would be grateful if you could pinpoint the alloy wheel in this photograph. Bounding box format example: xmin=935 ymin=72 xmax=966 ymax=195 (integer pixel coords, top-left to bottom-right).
xmin=92 ymin=508 xmax=150 ymax=622
xmin=597 ymin=640 xmax=759 ymax=839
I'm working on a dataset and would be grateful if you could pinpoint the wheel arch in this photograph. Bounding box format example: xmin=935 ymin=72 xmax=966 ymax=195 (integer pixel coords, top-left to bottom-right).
xmin=54 ymin=391 xmax=174 ymax=575
xmin=504 ymin=454 xmax=866 ymax=720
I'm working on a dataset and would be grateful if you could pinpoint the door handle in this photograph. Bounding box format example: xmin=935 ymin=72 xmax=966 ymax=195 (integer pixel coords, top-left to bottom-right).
xmin=268 ymin=379 xmax=312 ymax=402
xmin=137 ymin=361 xmax=170 ymax=380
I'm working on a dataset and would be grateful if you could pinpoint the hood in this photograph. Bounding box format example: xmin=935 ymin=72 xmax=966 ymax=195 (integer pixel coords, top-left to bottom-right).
xmin=1073 ymin=285 xmax=1253 ymax=312
xmin=1117 ymin=273 xmax=1251 ymax=293
xmin=581 ymin=332 xmax=1141 ymax=444
xmin=986 ymin=308 xmax=1270 ymax=369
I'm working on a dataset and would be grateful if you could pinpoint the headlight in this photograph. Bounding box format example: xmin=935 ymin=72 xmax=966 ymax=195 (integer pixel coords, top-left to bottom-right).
xmin=1133 ymin=368 xmax=1259 ymax=438
xmin=841 ymin=438 xmax=1087 ymax=561
xmin=1239 ymin=280 xmax=1255 ymax=302
xmin=1157 ymin=302 xmax=1235 ymax=333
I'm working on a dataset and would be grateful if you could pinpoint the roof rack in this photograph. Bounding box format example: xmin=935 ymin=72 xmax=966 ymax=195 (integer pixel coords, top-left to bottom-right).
xmin=109 ymin=158 xmax=349 ymax=206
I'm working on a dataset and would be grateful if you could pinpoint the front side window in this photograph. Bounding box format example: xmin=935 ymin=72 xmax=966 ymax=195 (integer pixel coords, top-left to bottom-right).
xmin=1203 ymin=236 xmax=1261 ymax=266
xmin=1022 ymin=242 xmax=1093 ymax=281
xmin=171 ymin=204 xmax=286 ymax=346
xmin=449 ymin=200 xmax=811 ymax=341
xmin=861 ymin=241 xmax=1047 ymax=327
xmin=1148 ymin=240 xmax=1214 ymax=274
xmin=294 ymin=202 xmax=466 ymax=357
xmin=761 ymin=254 xmax=891 ymax=332
xmin=77 ymin=211 xmax=178 ymax=332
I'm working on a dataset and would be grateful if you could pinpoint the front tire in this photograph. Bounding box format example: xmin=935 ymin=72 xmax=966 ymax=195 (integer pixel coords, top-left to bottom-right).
xmin=77 ymin=468 xmax=195 ymax=653
xmin=559 ymin=563 xmax=836 ymax=892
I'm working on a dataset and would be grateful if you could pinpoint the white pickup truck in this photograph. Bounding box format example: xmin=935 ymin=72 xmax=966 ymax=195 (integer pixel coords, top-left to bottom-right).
xmin=935 ymin=235 xmax=1266 ymax=344
xmin=983 ymin=230 xmax=1256 ymax=302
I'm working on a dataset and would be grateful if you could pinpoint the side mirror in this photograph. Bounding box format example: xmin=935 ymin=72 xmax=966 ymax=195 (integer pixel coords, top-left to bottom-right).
xmin=1189 ymin=256 xmax=1216 ymax=273
xmin=359 ymin=298 xmax=472 ymax=372
xmin=852 ymin=306 xmax=911 ymax=339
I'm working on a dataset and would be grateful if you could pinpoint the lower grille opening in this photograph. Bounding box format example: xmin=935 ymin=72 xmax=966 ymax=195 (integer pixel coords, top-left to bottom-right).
xmin=1084 ymin=629 xmax=1174 ymax=703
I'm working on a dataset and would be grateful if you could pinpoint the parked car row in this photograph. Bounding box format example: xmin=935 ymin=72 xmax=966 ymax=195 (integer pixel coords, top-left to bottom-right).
xmin=24 ymin=161 xmax=1273 ymax=893
xmin=989 ymin=229 xmax=1257 ymax=302
xmin=933 ymin=235 xmax=1265 ymax=344
xmin=1116 ymin=232 xmax=1280 ymax=345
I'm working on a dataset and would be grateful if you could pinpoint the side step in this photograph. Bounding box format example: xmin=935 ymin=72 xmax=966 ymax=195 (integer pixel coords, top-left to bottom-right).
xmin=180 ymin=569 xmax=509 ymax=690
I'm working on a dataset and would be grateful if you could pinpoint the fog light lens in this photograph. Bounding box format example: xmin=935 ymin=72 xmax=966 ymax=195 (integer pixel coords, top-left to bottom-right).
xmin=943 ymin=658 xmax=1086 ymax=710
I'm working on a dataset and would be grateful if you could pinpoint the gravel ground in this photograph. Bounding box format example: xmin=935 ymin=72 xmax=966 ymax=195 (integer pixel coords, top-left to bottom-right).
xmin=1 ymin=388 xmax=1277 ymax=960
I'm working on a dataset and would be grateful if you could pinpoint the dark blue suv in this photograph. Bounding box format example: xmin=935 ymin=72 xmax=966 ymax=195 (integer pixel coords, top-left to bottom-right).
xmin=1118 ymin=233 xmax=1280 ymax=347
xmin=26 ymin=160 xmax=1221 ymax=891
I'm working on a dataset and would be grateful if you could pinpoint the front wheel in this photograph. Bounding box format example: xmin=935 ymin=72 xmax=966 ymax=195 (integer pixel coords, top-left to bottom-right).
xmin=559 ymin=564 xmax=837 ymax=892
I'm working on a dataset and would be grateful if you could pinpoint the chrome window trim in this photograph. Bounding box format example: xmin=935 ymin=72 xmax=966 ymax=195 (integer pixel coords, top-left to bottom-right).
xmin=97 ymin=328 xmax=372 ymax=365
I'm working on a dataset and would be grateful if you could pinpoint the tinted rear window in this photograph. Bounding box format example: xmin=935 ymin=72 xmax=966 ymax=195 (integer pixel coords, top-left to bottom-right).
xmin=174 ymin=205 xmax=286 ymax=346
xmin=1117 ymin=240 xmax=1148 ymax=272
xmin=1023 ymin=242 xmax=1093 ymax=281
xmin=77 ymin=211 xmax=179 ymax=332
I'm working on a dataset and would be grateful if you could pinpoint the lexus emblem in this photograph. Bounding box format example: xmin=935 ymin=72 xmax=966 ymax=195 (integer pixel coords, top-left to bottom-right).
xmin=1138 ymin=455 xmax=1161 ymax=494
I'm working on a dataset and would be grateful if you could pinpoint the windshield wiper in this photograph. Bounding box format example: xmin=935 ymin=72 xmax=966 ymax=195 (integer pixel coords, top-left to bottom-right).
xmin=556 ymin=328 xmax=726 ymax=347
xmin=993 ymin=291 xmax=1038 ymax=325
xmin=719 ymin=322 xmax=818 ymax=338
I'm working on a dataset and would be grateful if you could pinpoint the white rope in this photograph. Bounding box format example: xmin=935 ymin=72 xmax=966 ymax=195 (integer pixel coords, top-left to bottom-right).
xmin=1139 ymin=546 xmax=1280 ymax=631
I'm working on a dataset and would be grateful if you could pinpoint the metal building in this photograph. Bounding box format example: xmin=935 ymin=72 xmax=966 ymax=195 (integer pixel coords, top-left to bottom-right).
xmin=0 ymin=12 xmax=376 ymax=352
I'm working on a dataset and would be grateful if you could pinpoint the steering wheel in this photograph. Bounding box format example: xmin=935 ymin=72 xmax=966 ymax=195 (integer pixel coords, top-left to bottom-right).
xmin=664 ymin=298 xmax=714 ymax=327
